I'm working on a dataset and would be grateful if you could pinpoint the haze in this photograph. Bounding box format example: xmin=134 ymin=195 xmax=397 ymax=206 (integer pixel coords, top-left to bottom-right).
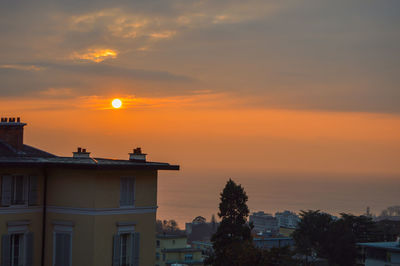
xmin=1 ymin=0 xmax=399 ymax=225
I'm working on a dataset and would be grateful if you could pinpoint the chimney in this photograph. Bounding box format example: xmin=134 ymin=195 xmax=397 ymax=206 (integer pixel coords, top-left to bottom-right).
xmin=0 ymin=117 xmax=27 ymax=151
xmin=129 ymin=147 xmax=147 ymax=162
xmin=73 ymin=147 xmax=91 ymax=158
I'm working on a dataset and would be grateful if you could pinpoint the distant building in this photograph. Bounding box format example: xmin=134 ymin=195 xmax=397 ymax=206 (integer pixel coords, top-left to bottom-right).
xmin=156 ymin=234 xmax=204 ymax=266
xmin=0 ymin=117 xmax=179 ymax=266
xmin=375 ymin=216 xmax=400 ymax=222
xmin=185 ymin=216 xmax=218 ymax=243
xmin=253 ymin=237 xmax=295 ymax=250
xmin=357 ymin=239 xmax=400 ymax=266
xmin=249 ymin=211 xmax=279 ymax=233
xmin=275 ymin=211 xmax=300 ymax=228
xmin=279 ymin=226 xmax=296 ymax=237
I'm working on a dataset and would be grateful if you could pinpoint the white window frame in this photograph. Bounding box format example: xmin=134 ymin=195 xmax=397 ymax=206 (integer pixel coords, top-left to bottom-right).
xmin=52 ymin=223 xmax=73 ymax=266
xmin=117 ymin=223 xmax=135 ymax=266
xmin=7 ymin=220 xmax=30 ymax=266
xmin=119 ymin=177 xmax=136 ymax=208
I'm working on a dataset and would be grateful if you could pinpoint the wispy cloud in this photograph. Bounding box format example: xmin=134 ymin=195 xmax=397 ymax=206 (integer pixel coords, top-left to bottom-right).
xmin=0 ymin=64 xmax=44 ymax=71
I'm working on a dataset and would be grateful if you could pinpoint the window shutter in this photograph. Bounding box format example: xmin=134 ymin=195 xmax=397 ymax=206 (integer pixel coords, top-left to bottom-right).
xmin=64 ymin=234 xmax=71 ymax=266
xmin=120 ymin=178 xmax=128 ymax=206
xmin=23 ymin=175 xmax=29 ymax=203
xmin=128 ymin=178 xmax=135 ymax=206
xmin=28 ymin=176 xmax=38 ymax=205
xmin=25 ymin=232 xmax=34 ymax=266
xmin=1 ymin=234 xmax=11 ymax=266
xmin=112 ymin=235 xmax=121 ymax=266
xmin=55 ymin=233 xmax=64 ymax=266
xmin=132 ymin=232 xmax=140 ymax=266
xmin=1 ymin=175 xmax=12 ymax=206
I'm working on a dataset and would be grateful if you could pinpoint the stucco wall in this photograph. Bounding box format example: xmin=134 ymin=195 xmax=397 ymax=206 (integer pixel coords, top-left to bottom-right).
xmin=1 ymin=166 xmax=159 ymax=266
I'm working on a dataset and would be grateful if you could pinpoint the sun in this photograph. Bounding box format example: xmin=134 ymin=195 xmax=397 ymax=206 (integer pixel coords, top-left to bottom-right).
xmin=112 ymin=98 xmax=122 ymax=109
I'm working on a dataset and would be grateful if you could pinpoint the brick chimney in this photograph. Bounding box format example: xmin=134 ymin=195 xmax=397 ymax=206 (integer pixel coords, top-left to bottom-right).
xmin=0 ymin=117 xmax=27 ymax=151
xmin=129 ymin=147 xmax=147 ymax=162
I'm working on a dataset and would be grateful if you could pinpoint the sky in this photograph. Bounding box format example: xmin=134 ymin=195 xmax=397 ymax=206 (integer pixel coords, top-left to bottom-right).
xmin=1 ymin=0 xmax=399 ymax=225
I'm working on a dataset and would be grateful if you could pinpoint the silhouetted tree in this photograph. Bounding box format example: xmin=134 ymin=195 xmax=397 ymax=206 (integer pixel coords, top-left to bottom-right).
xmin=340 ymin=213 xmax=381 ymax=243
xmin=292 ymin=210 xmax=333 ymax=261
xmin=293 ymin=211 xmax=390 ymax=266
xmin=376 ymin=219 xmax=400 ymax=241
xmin=207 ymin=179 xmax=253 ymax=266
xmin=260 ymin=246 xmax=299 ymax=266
xmin=211 ymin=214 xmax=217 ymax=231
xmin=324 ymin=218 xmax=357 ymax=266
xmin=380 ymin=205 xmax=400 ymax=217
xmin=156 ymin=219 xmax=181 ymax=234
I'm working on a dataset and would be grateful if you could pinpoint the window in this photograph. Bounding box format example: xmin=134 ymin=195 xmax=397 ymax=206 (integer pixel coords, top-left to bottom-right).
xmin=120 ymin=234 xmax=131 ymax=266
xmin=156 ymin=240 xmax=160 ymax=247
xmin=1 ymin=175 xmax=38 ymax=207
xmin=11 ymin=176 xmax=26 ymax=205
xmin=1 ymin=222 xmax=33 ymax=266
xmin=120 ymin=177 xmax=135 ymax=207
xmin=10 ymin=234 xmax=24 ymax=266
xmin=156 ymin=252 xmax=160 ymax=260
xmin=112 ymin=225 xmax=140 ymax=266
xmin=184 ymin=254 xmax=193 ymax=261
xmin=53 ymin=224 xmax=73 ymax=266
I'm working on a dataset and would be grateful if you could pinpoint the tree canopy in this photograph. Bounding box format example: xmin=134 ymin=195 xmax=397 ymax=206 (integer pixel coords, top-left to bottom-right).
xmin=207 ymin=179 xmax=253 ymax=266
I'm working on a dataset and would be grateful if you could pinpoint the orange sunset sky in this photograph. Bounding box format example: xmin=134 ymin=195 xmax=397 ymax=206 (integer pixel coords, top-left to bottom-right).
xmin=1 ymin=0 xmax=399 ymax=224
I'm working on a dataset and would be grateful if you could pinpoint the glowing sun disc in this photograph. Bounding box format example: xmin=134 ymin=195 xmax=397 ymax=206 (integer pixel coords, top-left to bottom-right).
xmin=112 ymin=98 xmax=122 ymax=108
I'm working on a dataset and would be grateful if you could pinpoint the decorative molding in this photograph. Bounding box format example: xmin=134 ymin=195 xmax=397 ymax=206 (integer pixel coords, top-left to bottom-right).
xmin=0 ymin=205 xmax=157 ymax=215
xmin=0 ymin=206 xmax=42 ymax=214
xmin=47 ymin=206 xmax=157 ymax=215
xmin=52 ymin=220 xmax=75 ymax=227
xmin=7 ymin=220 xmax=31 ymax=226
xmin=7 ymin=220 xmax=30 ymax=234
xmin=116 ymin=221 xmax=136 ymax=226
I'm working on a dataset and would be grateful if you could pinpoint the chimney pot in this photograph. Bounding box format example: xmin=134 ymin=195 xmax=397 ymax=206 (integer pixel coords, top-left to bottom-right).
xmin=129 ymin=147 xmax=147 ymax=162
xmin=73 ymin=147 xmax=90 ymax=158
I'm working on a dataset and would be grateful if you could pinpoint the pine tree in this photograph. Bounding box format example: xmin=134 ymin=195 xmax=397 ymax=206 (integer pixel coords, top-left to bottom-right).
xmin=207 ymin=179 xmax=254 ymax=266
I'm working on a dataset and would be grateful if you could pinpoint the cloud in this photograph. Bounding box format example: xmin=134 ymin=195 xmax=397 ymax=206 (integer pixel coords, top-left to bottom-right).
xmin=0 ymin=0 xmax=399 ymax=113
xmin=0 ymin=64 xmax=44 ymax=71
xmin=0 ymin=62 xmax=196 ymax=98
xmin=70 ymin=48 xmax=118 ymax=62
xmin=148 ymin=31 xmax=176 ymax=40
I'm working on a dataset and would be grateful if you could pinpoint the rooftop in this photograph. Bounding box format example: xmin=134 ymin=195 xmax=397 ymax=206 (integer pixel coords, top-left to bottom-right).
xmin=163 ymin=248 xmax=202 ymax=253
xmin=357 ymin=242 xmax=400 ymax=252
xmin=157 ymin=234 xmax=187 ymax=239
xmin=0 ymin=118 xmax=179 ymax=171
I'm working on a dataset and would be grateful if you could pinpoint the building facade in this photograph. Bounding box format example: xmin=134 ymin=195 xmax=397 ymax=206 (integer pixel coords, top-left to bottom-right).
xmin=0 ymin=117 xmax=179 ymax=266
xmin=275 ymin=211 xmax=300 ymax=229
xmin=249 ymin=211 xmax=278 ymax=234
xmin=155 ymin=234 xmax=203 ymax=266
xmin=358 ymin=241 xmax=400 ymax=266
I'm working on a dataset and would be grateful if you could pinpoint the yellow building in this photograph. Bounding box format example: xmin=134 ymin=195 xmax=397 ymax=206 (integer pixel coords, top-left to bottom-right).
xmin=155 ymin=234 xmax=204 ymax=266
xmin=0 ymin=117 xmax=179 ymax=266
xmin=279 ymin=226 xmax=295 ymax=237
